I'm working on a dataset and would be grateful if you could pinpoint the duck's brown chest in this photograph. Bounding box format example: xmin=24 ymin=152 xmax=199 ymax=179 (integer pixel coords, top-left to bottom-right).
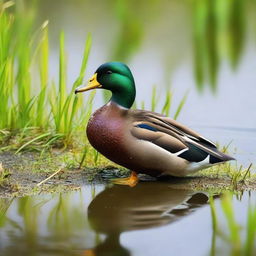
xmin=86 ymin=104 xmax=128 ymax=160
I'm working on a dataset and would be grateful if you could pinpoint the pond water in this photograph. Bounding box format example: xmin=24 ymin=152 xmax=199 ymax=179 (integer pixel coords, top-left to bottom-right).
xmin=0 ymin=183 xmax=255 ymax=256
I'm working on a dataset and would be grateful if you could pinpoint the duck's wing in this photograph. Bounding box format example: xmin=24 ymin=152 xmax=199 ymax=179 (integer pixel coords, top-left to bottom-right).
xmin=130 ymin=110 xmax=234 ymax=164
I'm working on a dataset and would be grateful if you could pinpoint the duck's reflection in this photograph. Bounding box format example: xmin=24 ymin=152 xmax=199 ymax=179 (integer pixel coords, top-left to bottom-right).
xmin=84 ymin=182 xmax=209 ymax=256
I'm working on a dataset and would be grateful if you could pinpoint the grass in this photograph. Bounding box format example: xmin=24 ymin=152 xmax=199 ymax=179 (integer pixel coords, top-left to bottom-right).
xmin=50 ymin=31 xmax=92 ymax=143
xmin=0 ymin=3 xmax=92 ymax=142
xmin=0 ymin=3 xmax=90 ymax=154
xmin=196 ymin=162 xmax=255 ymax=191
xmin=147 ymin=85 xmax=188 ymax=120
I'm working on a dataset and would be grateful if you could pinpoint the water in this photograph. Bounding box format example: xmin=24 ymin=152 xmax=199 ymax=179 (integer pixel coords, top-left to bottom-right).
xmin=194 ymin=126 xmax=256 ymax=167
xmin=0 ymin=183 xmax=255 ymax=256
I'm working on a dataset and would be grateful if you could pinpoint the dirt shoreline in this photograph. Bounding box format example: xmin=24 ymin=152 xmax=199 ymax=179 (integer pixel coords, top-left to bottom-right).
xmin=0 ymin=151 xmax=255 ymax=198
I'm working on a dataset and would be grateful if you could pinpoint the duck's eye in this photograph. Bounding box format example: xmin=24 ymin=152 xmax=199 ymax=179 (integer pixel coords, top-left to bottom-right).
xmin=106 ymin=70 xmax=112 ymax=74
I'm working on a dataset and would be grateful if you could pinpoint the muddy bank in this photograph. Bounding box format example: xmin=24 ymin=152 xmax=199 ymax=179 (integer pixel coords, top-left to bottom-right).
xmin=0 ymin=151 xmax=101 ymax=197
xmin=0 ymin=151 xmax=255 ymax=198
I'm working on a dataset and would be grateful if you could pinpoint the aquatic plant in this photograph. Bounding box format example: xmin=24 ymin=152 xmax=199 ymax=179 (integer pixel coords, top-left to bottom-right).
xmin=0 ymin=2 xmax=92 ymax=149
xmin=49 ymin=32 xmax=92 ymax=144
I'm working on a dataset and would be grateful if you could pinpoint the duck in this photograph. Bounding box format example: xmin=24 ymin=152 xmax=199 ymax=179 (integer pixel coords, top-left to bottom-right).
xmin=75 ymin=62 xmax=235 ymax=186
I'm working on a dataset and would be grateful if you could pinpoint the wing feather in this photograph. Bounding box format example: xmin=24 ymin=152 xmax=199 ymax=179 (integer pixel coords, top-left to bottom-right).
xmin=130 ymin=110 xmax=233 ymax=163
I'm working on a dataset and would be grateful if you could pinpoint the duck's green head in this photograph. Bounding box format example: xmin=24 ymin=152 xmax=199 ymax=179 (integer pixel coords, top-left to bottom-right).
xmin=75 ymin=62 xmax=136 ymax=108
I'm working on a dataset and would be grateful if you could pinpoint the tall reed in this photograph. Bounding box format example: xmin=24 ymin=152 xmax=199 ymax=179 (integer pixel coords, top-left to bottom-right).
xmin=0 ymin=3 xmax=93 ymax=146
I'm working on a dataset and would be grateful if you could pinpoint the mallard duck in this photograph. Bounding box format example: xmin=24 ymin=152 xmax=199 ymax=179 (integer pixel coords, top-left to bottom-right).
xmin=75 ymin=62 xmax=234 ymax=186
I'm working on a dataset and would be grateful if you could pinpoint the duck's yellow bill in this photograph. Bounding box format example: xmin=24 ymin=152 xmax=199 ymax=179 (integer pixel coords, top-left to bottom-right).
xmin=75 ymin=73 xmax=102 ymax=94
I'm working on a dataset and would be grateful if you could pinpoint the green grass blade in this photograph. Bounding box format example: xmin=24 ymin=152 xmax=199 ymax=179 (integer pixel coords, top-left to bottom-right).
xmin=37 ymin=23 xmax=49 ymax=128
xmin=58 ymin=31 xmax=66 ymax=133
xmin=151 ymin=85 xmax=157 ymax=112
xmin=73 ymin=33 xmax=92 ymax=89
xmin=15 ymin=132 xmax=51 ymax=154
xmin=161 ymin=90 xmax=172 ymax=116
xmin=174 ymin=92 xmax=188 ymax=120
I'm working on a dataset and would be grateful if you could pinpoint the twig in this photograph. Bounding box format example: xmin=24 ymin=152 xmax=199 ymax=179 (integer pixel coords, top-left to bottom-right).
xmin=0 ymin=162 xmax=3 ymax=173
xmin=36 ymin=166 xmax=64 ymax=187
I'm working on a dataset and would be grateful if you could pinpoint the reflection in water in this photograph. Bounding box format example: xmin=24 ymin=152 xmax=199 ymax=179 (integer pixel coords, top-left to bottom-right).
xmin=86 ymin=182 xmax=209 ymax=256
xmin=1 ymin=186 xmax=255 ymax=256
xmin=0 ymin=198 xmax=13 ymax=228
xmin=0 ymin=191 xmax=94 ymax=256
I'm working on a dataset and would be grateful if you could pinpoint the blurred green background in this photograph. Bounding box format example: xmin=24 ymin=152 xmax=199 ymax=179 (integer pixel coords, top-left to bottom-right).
xmin=28 ymin=0 xmax=256 ymax=128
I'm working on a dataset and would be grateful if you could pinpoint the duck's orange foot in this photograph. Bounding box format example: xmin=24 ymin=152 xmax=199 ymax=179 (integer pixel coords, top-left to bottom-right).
xmin=111 ymin=171 xmax=139 ymax=187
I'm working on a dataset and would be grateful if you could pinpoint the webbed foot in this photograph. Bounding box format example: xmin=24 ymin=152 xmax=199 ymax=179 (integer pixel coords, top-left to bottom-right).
xmin=111 ymin=171 xmax=139 ymax=187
